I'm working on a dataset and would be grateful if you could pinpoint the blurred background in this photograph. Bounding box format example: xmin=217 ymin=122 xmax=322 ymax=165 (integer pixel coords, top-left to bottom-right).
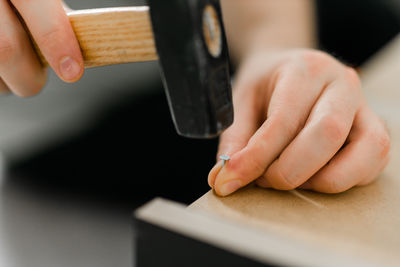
xmin=0 ymin=0 xmax=399 ymax=266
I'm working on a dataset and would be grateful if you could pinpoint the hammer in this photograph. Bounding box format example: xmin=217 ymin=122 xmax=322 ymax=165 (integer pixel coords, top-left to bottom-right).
xmin=31 ymin=0 xmax=234 ymax=139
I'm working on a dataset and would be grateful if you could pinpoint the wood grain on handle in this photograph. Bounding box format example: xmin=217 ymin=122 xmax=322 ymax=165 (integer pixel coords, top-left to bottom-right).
xmin=34 ymin=7 xmax=158 ymax=68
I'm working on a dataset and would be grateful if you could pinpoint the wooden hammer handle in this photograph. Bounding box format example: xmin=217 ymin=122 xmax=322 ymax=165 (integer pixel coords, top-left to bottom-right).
xmin=33 ymin=7 xmax=158 ymax=68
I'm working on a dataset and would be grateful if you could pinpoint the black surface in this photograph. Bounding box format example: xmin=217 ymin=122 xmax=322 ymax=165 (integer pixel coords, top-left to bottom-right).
xmin=134 ymin=217 xmax=274 ymax=267
xmin=316 ymin=0 xmax=400 ymax=66
xmin=149 ymin=0 xmax=233 ymax=138
xmin=8 ymin=89 xmax=218 ymax=208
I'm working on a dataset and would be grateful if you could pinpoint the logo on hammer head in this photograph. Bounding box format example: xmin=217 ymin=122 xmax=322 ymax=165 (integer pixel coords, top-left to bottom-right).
xmin=202 ymin=5 xmax=222 ymax=58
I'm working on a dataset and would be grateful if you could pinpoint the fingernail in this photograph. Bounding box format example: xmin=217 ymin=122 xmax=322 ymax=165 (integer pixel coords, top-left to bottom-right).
xmin=60 ymin=56 xmax=82 ymax=81
xmin=219 ymin=180 xmax=242 ymax=196
xmin=208 ymin=161 xmax=223 ymax=188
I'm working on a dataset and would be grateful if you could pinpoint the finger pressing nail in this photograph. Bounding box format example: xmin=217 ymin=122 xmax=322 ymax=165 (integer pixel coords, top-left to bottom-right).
xmin=219 ymin=180 xmax=242 ymax=196
xmin=208 ymin=155 xmax=231 ymax=188
xmin=208 ymin=160 xmax=223 ymax=188
xmin=214 ymin=168 xmax=243 ymax=196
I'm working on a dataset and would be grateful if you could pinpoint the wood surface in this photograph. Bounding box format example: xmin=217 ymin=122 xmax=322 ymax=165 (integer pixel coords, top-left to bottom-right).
xmin=136 ymin=198 xmax=368 ymax=267
xmin=33 ymin=7 xmax=158 ymax=68
xmin=189 ymin=35 xmax=400 ymax=266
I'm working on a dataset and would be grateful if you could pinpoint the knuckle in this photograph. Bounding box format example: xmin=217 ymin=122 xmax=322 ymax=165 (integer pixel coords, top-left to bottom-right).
xmin=318 ymin=115 xmax=349 ymax=143
xmin=247 ymin=151 xmax=268 ymax=175
xmin=302 ymin=49 xmax=330 ymax=62
xmin=273 ymin=166 xmax=298 ymax=190
xmin=28 ymin=80 xmax=46 ymax=97
xmin=14 ymin=70 xmax=47 ymax=98
xmin=297 ymin=50 xmax=333 ymax=75
xmin=344 ymin=67 xmax=362 ymax=89
xmin=369 ymin=127 xmax=391 ymax=160
xmin=32 ymin=72 xmax=47 ymax=95
xmin=317 ymin=172 xmax=344 ymax=193
xmin=323 ymin=177 xmax=342 ymax=193
xmin=378 ymin=132 xmax=391 ymax=158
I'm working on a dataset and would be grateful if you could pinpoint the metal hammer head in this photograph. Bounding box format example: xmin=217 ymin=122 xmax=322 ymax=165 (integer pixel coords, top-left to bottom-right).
xmin=148 ymin=0 xmax=233 ymax=138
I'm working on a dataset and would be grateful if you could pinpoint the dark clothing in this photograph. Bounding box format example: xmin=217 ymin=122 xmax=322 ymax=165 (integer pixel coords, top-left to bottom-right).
xmin=316 ymin=0 xmax=400 ymax=66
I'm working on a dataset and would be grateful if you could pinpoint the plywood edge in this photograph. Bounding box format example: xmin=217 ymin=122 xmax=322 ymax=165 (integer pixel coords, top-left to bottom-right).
xmin=135 ymin=198 xmax=371 ymax=267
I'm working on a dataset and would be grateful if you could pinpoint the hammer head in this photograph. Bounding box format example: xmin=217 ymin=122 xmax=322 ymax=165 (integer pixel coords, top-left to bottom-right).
xmin=148 ymin=0 xmax=233 ymax=138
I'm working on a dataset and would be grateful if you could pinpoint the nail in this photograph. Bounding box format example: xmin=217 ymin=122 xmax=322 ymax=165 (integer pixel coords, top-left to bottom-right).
xmin=60 ymin=56 xmax=82 ymax=81
xmin=219 ymin=155 xmax=230 ymax=167
xmin=219 ymin=180 xmax=242 ymax=196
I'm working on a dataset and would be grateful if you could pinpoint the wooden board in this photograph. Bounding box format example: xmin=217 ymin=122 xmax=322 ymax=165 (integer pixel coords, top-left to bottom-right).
xmin=136 ymin=198 xmax=369 ymax=267
xmin=189 ymin=35 xmax=400 ymax=266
